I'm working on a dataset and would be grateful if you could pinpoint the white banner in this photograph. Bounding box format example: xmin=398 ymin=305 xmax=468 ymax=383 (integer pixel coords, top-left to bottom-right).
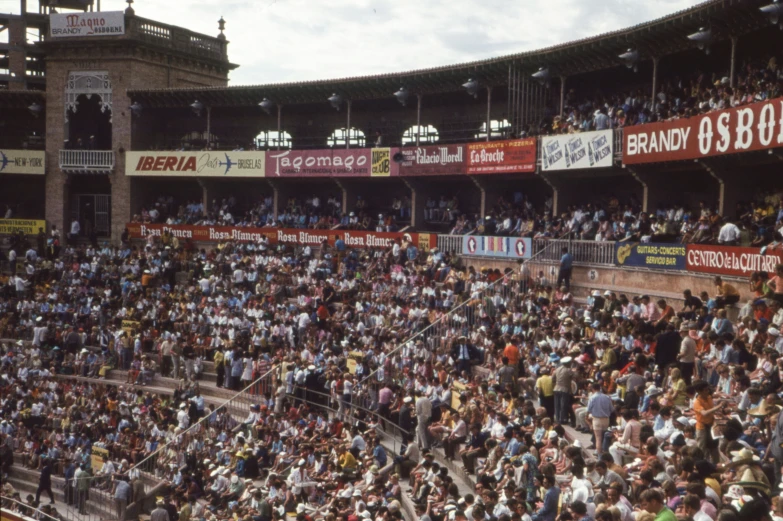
xmin=126 ymin=151 xmax=265 ymax=177
xmin=0 ymin=150 xmax=45 ymax=175
xmin=541 ymin=129 xmax=614 ymax=171
xmin=50 ymin=11 xmax=125 ymax=38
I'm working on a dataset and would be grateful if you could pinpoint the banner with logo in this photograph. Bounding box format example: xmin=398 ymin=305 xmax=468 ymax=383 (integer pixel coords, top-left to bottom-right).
xmin=91 ymin=446 xmax=110 ymax=471
xmin=126 ymin=151 xmax=265 ymax=177
xmin=50 ymin=11 xmax=125 ymax=38
xmin=390 ymin=144 xmax=465 ymax=176
xmin=541 ymin=130 xmax=613 ymax=171
xmin=125 ymin=223 xmax=437 ymax=249
xmin=371 ymin=148 xmax=391 ymax=177
xmin=462 ymin=235 xmax=532 ymax=259
xmin=0 ymin=149 xmax=45 ymax=175
xmin=266 ymin=149 xmax=372 ymax=177
xmin=466 ymin=138 xmax=537 ymax=174
xmin=614 ymin=242 xmax=686 ymax=270
xmin=0 ymin=219 xmax=46 ymax=235
xmin=623 ymin=97 xmax=783 ymax=165
xmin=686 ymin=244 xmax=783 ymax=277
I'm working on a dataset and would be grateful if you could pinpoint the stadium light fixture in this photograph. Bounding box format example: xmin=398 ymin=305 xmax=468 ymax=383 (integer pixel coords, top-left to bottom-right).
xmin=393 ymin=87 xmax=409 ymax=106
xmin=190 ymin=100 xmax=204 ymax=116
xmin=532 ymin=67 xmax=550 ymax=86
xmin=760 ymin=0 xmax=783 ymax=28
xmin=328 ymin=93 xmax=344 ymax=111
xmin=687 ymin=27 xmax=713 ymax=54
xmin=618 ymin=49 xmax=640 ymax=72
xmin=28 ymin=102 xmax=43 ymax=118
xmin=462 ymin=78 xmax=479 ymax=98
xmin=259 ymin=98 xmax=275 ymax=115
xmin=130 ymin=101 xmax=143 ymax=117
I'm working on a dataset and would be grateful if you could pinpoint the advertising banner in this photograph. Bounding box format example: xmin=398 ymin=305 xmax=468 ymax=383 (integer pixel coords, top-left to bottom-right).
xmin=0 ymin=219 xmax=46 ymax=235
xmin=265 ymin=149 xmax=371 ymax=177
xmin=462 ymin=235 xmax=532 ymax=259
xmin=91 ymin=446 xmax=110 ymax=471
xmin=50 ymin=11 xmax=125 ymax=38
xmin=623 ymin=97 xmax=783 ymax=164
xmin=686 ymin=244 xmax=783 ymax=277
xmin=390 ymin=144 xmax=465 ymax=176
xmin=370 ymin=148 xmax=391 ymax=177
xmin=541 ymin=130 xmax=614 ymax=171
xmin=126 ymin=151 xmax=265 ymax=177
xmin=466 ymin=138 xmax=537 ymax=174
xmin=614 ymin=242 xmax=686 ymax=270
xmin=0 ymin=149 xmax=45 ymax=175
xmin=126 ymin=223 xmax=437 ymax=249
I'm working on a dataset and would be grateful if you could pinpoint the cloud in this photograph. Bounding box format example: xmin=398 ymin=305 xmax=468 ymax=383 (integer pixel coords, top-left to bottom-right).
xmin=7 ymin=0 xmax=707 ymax=84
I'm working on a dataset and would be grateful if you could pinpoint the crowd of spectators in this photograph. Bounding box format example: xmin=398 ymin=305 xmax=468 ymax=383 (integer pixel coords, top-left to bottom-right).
xmin=4 ymin=217 xmax=783 ymax=521
xmin=537 ymin=55 xmax=783 ymax=136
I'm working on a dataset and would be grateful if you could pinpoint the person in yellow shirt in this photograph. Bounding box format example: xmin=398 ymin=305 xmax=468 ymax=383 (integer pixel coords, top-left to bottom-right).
xmin=337 ymin=446 xmax=357 ymax=476
xmin=714 ymin=276 xmax=740 ymax=308
xmin=536 ymin=367 xmax=554 ymax=419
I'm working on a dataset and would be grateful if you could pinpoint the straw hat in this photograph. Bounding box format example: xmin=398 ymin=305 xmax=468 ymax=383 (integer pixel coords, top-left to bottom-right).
xmin=729 ymin=448 xmax=761 ymax=466
xmin=729 ymin=468 xmax=770 ymax=494
xmin=748 ymin=400 xmax=781 ymax=417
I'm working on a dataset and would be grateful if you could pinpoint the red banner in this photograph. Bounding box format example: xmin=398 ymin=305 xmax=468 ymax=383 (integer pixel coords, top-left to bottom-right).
xmin=686 ymin=244 xmax=783 ymax=277
xmin=126 ymin=223 xmax=437 ymax=250
xmin=623 ymin=97 xmax=783 ymax=164
xmin=466 ymin=138 xmax=537 ymax=174
xmin=390 ymin=144 xmax=465 ymax=176
xmin=265 ymin=149 xmax=372 ymax=177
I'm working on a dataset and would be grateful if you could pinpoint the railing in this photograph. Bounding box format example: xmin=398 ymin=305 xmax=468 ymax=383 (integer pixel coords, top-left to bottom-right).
xmin=2 ymin=496 xmax=72 ymax=521
xmin=532 ymin=238 xmax=615 ymax=266
xmin=127 ymin=16 xmax=227 ymax=61
xmin=437 ymin=234 xmax=464 ymax=254
xmin=59 ymin=150 xmax=115 ymax=173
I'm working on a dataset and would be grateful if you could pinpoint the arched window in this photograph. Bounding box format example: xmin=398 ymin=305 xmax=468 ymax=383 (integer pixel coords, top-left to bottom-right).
xmin=402 ymin=125 xmax=439 ymax=145
xmin=327 ymin=128 xmax=365 ymax=147
xmin=475 ymin=119 xmax=511 ymax=140
xmin=255 ymin=130 xmax=292 ymax=149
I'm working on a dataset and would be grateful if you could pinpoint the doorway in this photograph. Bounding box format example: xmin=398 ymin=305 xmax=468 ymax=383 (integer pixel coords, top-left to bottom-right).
xmin=70 ymin=193 xmax=111 ymax=237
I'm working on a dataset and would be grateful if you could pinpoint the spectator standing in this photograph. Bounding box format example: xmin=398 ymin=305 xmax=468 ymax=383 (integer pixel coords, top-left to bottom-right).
xmin=557 ymin=247 xmax=573 ymax=291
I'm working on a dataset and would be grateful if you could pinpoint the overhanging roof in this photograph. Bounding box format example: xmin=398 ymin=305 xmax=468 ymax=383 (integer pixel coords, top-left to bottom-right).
xmin=129 ymin=0 xmax=771 ymax=107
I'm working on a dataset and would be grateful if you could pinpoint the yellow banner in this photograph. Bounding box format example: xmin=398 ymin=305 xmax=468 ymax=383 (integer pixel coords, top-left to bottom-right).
xmin=370 ymin=148 xmax=391 ymax=177
xmin=0 ymin=219 xmax=46 ymax=235
xmin=346 ymin=351 xmax=364 ymax=374
xmin=91 ymin=446 xmax=110 ymax=471
xmin=121 ymin=320 xmax=141 ymax=336
xmin=126 ymin=151 xmax=265 ymax=177
xmin=0 ymin=149 xmax=45 ymax=175
xmin=451 ymin=381 xmax=467 ymax=410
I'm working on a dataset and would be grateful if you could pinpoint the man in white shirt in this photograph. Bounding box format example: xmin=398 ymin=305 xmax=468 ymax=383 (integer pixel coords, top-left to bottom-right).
xmin=176 ymin=403 xmax=190 ymax=430
xmin=718 ymin=219 xmax=741 ymax=245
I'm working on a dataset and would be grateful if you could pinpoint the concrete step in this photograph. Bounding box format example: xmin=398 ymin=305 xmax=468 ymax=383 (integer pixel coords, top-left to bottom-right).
xmin=6 ymin=467 xmax=117 ymax=520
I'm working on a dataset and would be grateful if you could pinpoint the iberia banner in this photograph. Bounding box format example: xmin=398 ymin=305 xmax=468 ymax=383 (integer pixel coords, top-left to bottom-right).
xmin=125 ymin=223 xmax=437 ymax=250
xmin=0 ymin=219 xmax=46 ymax=235
xmin=623 ymin=96 xmax=783 ymax=164
xmin=686 ymin=244 xmax=783 ymax=277
xmin=0 ymin=149 xmax=45 ymax=175
xmin=466 ymin=138 xmax=537 ymax=174
xmin=125 ymin=151 xmax=265 ymax=177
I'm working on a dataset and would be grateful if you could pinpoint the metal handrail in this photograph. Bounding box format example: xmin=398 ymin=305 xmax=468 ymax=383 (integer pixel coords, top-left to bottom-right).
xmin=2 ymin=496 xmax=62 ymax=521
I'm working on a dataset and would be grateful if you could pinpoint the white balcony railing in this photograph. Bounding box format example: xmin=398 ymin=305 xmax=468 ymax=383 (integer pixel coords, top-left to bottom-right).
xmin=59 ymin=150 xmax=115 ymax=173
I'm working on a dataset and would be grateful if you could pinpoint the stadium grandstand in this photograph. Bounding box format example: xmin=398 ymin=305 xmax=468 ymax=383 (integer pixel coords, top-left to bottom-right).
xmin=2 ymin=1 xmax=783 ymax=521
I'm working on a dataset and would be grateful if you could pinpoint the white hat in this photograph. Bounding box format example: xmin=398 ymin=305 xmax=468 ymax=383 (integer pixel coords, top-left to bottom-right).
xmin=548 ymin=431 xmax=557 ymax=439
xmin=603 ymin=290 xmax=611 ymax=296
xmin=353 ymin=489 xmax=362 ymax=497
xmin=591 ymin=290 xmax=600 ymax=297
xmin=297 ymin=459 xmax=305 ymax=466
xmin=574 ymin=440 xmax=582 ymax=448
xmin=179 ymin=403 xmax=187 ymax=409
xmin=296 ymin=505 xmax=306 ymax=514
xmin=81 ymin=348 xmax=89 ymax=354
xmin=403 ymin=397 xmax=412 ymax=404
xmin=36 ymin=316 xmax=43 ymax=323
xmin=770 ymin=328 xmax=780 ymax=337
xmin=308 ymin=365 xmax=316 ymax=371
xmin=230 ymin=475 xmax=238 ymax=484
xmin=560 ymin=356 xmax=572 ymax=365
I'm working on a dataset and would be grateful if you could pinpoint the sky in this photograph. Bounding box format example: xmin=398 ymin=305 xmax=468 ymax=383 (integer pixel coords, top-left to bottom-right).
xmin=2 ymin=0 xmax=708 ymax=86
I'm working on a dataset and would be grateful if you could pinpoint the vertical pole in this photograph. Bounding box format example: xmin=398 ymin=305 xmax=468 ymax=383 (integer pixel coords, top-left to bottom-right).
xmin=206 ymin=106 xmax=211 ymax=148
xmin=730 ymin=37 xmax=738 ymax=88
xmin=277 ymin=104 xmax=282 ymax=150
xmin=651 ymin=57 xmax=659 ymax=106
xmin=485 ymin=86 xmax=492 ymax=142
xmin=346 ymin=99 xmax=352 ymax=149
xmin=559 ymin=76 xmax=566 ymax=117
xmin=416 ymin=94 xmax=422 ymax=146
xmin=508 ymin=64 xmax=514 ymax=135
